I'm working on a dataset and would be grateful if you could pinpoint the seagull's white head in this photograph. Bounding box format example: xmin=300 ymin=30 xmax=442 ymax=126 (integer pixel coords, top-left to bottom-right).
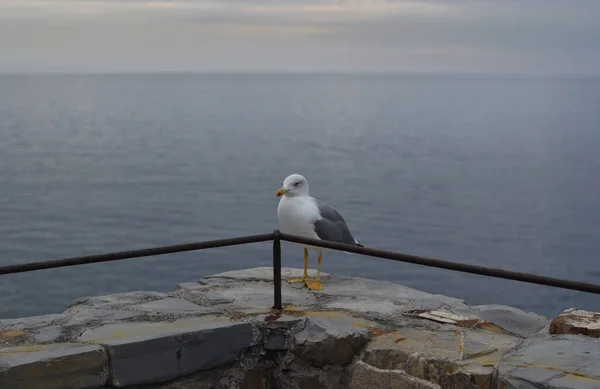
xmin=276 ymin=174 xmax=309 ymax=198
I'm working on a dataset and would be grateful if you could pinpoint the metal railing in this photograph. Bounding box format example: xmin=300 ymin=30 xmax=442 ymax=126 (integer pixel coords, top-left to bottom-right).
xmin=2 ymin=230 xmax=600 ymax=310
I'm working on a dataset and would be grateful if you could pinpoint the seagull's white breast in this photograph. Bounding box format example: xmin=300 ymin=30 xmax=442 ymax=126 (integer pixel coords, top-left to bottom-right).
xmin=277 ymin=195 xmax=321 ymax=241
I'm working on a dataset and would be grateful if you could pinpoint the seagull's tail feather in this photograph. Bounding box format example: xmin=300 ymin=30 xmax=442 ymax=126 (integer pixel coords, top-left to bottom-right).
xmin=343 ymin=238 xmax=363 ymax=255
xmin=354 ymin=236 xmax=364 ymax=247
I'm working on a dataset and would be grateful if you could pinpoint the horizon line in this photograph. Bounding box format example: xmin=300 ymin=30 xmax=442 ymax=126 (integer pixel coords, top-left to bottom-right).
xmin=1 ymin=70 xmax=600 ymax=78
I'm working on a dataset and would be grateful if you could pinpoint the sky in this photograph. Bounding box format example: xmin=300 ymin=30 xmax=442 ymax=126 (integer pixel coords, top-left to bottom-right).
xmin=0 ymin=0 xmax=599 ymax=74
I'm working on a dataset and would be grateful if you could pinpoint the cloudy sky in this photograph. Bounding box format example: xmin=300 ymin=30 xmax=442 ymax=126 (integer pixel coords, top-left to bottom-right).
xmin=1 ymin=0 xmax=599 ymax=74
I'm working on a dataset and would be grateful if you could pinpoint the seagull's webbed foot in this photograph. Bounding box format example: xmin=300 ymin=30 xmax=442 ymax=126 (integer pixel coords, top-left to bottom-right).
xmin=305 ymin=278 xmax=323 ymax=291
xmin=306 ymin=251 xmax=324 ymax=291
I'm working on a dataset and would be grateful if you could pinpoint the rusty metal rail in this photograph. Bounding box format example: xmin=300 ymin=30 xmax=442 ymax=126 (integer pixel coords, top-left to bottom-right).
xmin=2 ymin=230 xmax=600 ymax=311
xmin=0 ymin=233 xmax=274 ymax=276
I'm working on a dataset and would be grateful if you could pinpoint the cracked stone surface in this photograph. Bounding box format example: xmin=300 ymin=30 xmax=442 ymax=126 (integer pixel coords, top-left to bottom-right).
xmin=292 ymin=312 xmax=376 ymax=367
xmin=1 ymin=267 xmax=598 ymax=389
xmin=348 ymin=360 xmax=442 ymax=389
xmin=362 ymin=326 xmax=520 ymax=389
xmin=498 ymin=335 xmax=600 ymax=389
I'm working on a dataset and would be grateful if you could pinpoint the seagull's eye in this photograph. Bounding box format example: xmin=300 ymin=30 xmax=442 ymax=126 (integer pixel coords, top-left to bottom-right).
xmin=294 ymin=182 xmax=301 ymax=187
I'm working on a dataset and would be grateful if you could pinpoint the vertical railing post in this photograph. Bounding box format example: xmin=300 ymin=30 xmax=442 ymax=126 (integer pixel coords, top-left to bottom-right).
xmin=272 ymin=230 xmax=282 ymax=310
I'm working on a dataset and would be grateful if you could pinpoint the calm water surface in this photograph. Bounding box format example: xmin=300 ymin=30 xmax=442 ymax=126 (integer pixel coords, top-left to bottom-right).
xmin=1 ymin=73 xmax=600 ymax=319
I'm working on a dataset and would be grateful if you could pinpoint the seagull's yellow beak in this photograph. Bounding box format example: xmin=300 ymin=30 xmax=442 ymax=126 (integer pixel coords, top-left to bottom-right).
xmin=276 ymin=187 xmax=288 ymax=197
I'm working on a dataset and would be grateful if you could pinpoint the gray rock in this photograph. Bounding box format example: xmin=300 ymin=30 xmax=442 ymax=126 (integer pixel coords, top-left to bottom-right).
xmin=326 ymin=297 xmax=403 ymax=315
xmin=277 ymin=358 xmax=345 ymax=389
xmin=215 ymin=281 xmax=317 ymax=309
xmin=33 ymin=325 xmax=62 ymax=343
xmin=68 ymin=291 xmax=167 ymax=310
xmin=77 ymin=315 xmax=255 ymax=387
xmin=176 ymin=282 xmax=235 ymax=305
xmin=550 ymin=308 xmax=600 ymax=338
xmin=63 ymin=308 xmax=138 ymax=326
xmin=551 ymin=374 xmax=600 ymax=389
xmin=0 ymin=313 xmax=63 ymax=330
xmin=348 ymin=360 xmax=442 ymax=389
xmin=498 ymin=334 xmax=600 ymax=389
xmin=501 ymin=367 xmax=564 ymax=389
xmin=312 ymin=276 xmax=464 ymax=308
xmin=362 ymin=326 xmax=520 ymax=389
xmin=265 ymin=333 xmax=286 ymax=350
xmin=116 ymin=364 xmax=265 ymax=389
xmin=200 ymin=292 xmax=236 ymax=305
xmin=292 ymin=312 xmax=375 ymax=367
xmin=177 ymin=281 xmax=204 ymax=291
xmin=202 ymin=268 xmax=463 ymax=316
xmin=132 ymin=298 xmax=217 ymax=314
xmin=0 ymin=342 xmax=108 ymax=389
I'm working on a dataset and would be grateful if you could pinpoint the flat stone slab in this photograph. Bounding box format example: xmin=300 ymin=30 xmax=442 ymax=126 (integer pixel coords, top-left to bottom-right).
xmin=132 ymin=298 xmax=217 ymax=314
xmin=0 ymin=343 xmax=108 ymax=389
xmin=215 ymin=281 xmax=318 ymax=309
xmin=498 ymin=334 xmax=600 ymax=389
xmin=0 ymin=314 xmax=63 ymax=331
xmin=311 ymin=276 xmax=461 ymax=302
xmin=550 ymin=308 xmax=600 ymax=338
xmin=450 ymin=304 xmax=550 ymax=338
xmin=63 ymin=308 xmax=139 ymax=327
xmin=68 ymin=291 xmax=168 ymax=310
xmin=326 ymin=297 xmax=408 ymax=316
xmin=77 ymin=316 xmax=254 ymax=387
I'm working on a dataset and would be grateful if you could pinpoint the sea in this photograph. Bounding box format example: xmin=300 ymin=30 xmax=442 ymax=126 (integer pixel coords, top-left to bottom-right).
xmin=1 ymin=73 xmax=599 ymax=319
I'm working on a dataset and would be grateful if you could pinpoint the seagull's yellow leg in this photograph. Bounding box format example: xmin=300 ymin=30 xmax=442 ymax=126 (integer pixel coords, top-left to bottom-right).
xmin=287 ymin=248 xmax=309 ymax=284
xmin=306 ymin=251 xmax=324 ymax=291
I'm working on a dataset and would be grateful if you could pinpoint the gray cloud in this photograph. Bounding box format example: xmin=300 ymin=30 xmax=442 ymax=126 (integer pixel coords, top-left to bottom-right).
xmin=0 ymin=0 xmax=599 ymax=74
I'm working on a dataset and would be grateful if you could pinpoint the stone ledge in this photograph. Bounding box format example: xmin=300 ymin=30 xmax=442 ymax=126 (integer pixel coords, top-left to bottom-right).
xmin=78 ymin=316 xmax=255 ymax=387
xmin=0 ymin=343 xmax=108 ymax=389
xmin=1 ymin=267 xmax=598 ymax=389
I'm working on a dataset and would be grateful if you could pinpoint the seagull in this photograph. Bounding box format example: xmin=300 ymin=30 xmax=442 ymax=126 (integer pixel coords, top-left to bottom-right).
xmin=276 ymin=173 xmax=363 ymax=290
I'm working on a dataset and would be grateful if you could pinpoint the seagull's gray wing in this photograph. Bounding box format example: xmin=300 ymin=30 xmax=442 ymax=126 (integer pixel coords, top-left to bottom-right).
xmin=313 ymin=199 xmax=363 ymax=246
